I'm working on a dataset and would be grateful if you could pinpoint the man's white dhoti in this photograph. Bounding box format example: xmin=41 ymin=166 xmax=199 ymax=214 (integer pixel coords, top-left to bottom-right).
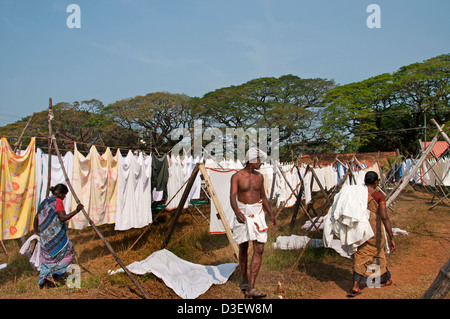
xmin=233 ymin=200 xmax=268 ymax=245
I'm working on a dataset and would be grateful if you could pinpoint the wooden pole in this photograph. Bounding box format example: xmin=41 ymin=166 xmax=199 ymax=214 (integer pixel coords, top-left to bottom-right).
xmin=161 ymin=163 xmax=200 ymax=249
xmin=46 ymin=98 xmax=53 ymax=198
xmin=50 ymin=134 xmax=151 ymax=299
xmin=198 ymin=163 xmax=239 ymax=259
xmin=13 ymin=113 xmax=35 ymax=154
xmin=422 ymin=258 xmax=450 ymax=299
xmin=431 ymin=119 xmax=450 ymax=146
xmin=0 ymin=239 xmax=7 ymax=258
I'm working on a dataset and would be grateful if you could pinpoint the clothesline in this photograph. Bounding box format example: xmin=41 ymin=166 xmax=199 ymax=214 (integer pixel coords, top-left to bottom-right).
xmin=4 ymin=135 xmax=432 ymax=242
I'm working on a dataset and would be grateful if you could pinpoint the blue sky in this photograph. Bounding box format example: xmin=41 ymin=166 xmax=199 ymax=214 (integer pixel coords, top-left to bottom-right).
xmin=0 ymin=0 xmax=449 ymax=126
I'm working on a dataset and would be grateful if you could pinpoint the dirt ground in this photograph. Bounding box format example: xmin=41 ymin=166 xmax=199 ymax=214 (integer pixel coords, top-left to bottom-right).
xmin=0 ymin=187 xmax=449 ymax=301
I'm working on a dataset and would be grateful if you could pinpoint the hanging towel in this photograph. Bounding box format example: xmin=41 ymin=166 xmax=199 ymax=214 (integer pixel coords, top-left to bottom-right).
xmin=151 ymin=154 xmax=169 ymax=201
xmin=0 ymin=137 xmax=36 ymax=239
xmin=69 ymin=145 xmax=118 ymax=229
xmin=35 ymin=148 xmax=74 ymax=214
xmin=208 ymin=168 xmax=237 ymax=234
xmin=165 ymin=155 xmax=188 ymax=210
xmin=108 ymin=249 xmax=238 ymax=299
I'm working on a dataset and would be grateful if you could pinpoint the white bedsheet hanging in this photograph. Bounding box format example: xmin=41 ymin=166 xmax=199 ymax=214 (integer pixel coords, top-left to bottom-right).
xmin=35 ymin=148 xmax=74 ymax=212
xmin=208 ymin=168 xmax=237 ymax=234
xmin=115 ymin=151 xmax=152 ymax=231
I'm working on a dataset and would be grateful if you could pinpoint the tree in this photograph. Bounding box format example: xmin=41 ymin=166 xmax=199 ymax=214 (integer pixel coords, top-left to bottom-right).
xmin=192 ymin=75 xmax=335 ymax=160
xmin=320 ymin=54 xmax=450 ymax=154
xmin=104 ymin=92 xmax=192 ymax=153
xmin=0 ymin=99 xmax=137 ymax=153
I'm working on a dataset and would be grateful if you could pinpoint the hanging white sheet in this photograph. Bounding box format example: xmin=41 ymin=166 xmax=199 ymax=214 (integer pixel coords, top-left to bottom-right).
xmin=115 ymin=151 xmax=152 ymax=231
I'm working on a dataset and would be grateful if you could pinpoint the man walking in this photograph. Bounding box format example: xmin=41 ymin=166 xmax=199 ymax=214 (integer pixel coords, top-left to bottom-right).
xmin=230 ymin=148 xmax=277 ymax=298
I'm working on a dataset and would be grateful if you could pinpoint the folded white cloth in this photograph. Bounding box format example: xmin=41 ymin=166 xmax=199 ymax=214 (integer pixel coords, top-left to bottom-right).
xmin=19 ymin=234 xmax=41 ymax=270
xmin=109 ymin=249 xmax=238 ymax=299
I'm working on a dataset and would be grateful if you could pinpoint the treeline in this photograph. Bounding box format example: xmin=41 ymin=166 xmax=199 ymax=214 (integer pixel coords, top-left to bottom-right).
xmin=1 ymin=54 xmax=449 ymax=160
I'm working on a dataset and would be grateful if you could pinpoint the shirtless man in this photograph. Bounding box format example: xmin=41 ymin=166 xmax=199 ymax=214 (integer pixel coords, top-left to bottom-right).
xmin=230 ymin=148 xmax=277 ymax=298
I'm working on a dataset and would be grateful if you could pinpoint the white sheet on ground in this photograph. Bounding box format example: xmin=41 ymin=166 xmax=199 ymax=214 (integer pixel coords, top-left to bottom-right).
xmin=109 ymin=249 xmax=238 ymax=299
xmin=272 ymin=235 xmax=351 ymax=258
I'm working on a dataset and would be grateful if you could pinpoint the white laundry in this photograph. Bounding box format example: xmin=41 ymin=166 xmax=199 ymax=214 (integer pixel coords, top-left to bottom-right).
xmin=301 ymin=216 xmax=324 ymax=231
xmin=109 ymin=249 xmax=238 ymax=299
xmin=208 ymin=168 xmax=237 ymax=234
xmin=115 ymin=151 xmax=152 ymax=231
xmin=322 ymin=185 xmax=374 ymax=256
xmin=184 ymin=156 xmax=202 ymax=202
xmin=35 ymin=148 xmax=74 ymax=213
xmin=165 ymin=155 xmax=189 ymax=211
xmin=393 ymin=228 xmax=410 ymax=236
xmin=19 ymin=234 xmax=41 ymax=270
xmin=302 ymin=170 xmax=312 ymax=204
xmin=272 ymin=235 xmax=351 ymax=258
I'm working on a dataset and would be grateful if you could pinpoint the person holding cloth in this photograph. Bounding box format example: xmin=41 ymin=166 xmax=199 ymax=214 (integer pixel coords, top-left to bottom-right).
xmin=347 ymin=171 xmax=396 ymax=297
xmin=33 ymin=183 xmax=84 ymax=288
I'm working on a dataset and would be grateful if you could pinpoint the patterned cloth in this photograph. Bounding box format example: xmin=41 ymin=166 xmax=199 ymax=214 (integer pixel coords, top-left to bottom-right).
xmin=37 ymin=196 xmax=75 ymax=287
xmin=0 ymin=137 xmax=36 ymax=240
xmin=69 ymin=144 xmax=118 ymax=229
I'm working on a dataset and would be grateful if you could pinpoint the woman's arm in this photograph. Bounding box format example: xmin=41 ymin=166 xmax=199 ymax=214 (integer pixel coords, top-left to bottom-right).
xmin=57 ymin=203 xmax=84 ymax=223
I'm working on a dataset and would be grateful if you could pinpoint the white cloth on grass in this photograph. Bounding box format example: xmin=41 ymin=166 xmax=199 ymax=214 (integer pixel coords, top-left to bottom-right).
xmin=272 ymin=235 xmax=351 ymax=259
xmin=109 ymin=249 xmax=238 ymax=299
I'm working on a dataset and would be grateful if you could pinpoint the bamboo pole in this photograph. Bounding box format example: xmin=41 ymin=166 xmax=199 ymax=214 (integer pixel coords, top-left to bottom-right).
xmin=13 ymin=113 xmax=35 ymax=154
xmin=46 ymin=98 xmax=53 ymax=198
xmin=431 ymin=119 xmax=450 ymax=146
xmin=386 ymin=130 xmax=441 ymax=208
xmin=50 ymin=134 xmax=151 ymax=299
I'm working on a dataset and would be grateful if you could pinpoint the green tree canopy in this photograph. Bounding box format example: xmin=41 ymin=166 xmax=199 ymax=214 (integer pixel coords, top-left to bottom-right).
xmin=192 ymin=74 xmax=335 ymax=157
xmin=320 ymin=54 xmax=450 ymax=154
xmin=103 ymin=92 xmax=192 ymax=153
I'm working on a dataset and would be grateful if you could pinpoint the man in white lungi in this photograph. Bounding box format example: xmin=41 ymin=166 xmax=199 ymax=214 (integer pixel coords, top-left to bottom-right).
xmin=230 ymin=148 xmax=277 ymax=298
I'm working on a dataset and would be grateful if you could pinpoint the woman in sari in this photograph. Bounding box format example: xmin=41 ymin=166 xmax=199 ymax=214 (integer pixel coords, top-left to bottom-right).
xmin=33 ymin=184 xmax=84 ymax=288
xmin=347 ymin=171 xmax=396 ymax=297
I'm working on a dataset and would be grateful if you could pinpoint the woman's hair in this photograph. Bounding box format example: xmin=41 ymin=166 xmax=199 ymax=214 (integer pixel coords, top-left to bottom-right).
xmin=50 ymin=183 xmax=69 ymax=195
xmin=364 ymin=171 xmax=379 ymax=186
